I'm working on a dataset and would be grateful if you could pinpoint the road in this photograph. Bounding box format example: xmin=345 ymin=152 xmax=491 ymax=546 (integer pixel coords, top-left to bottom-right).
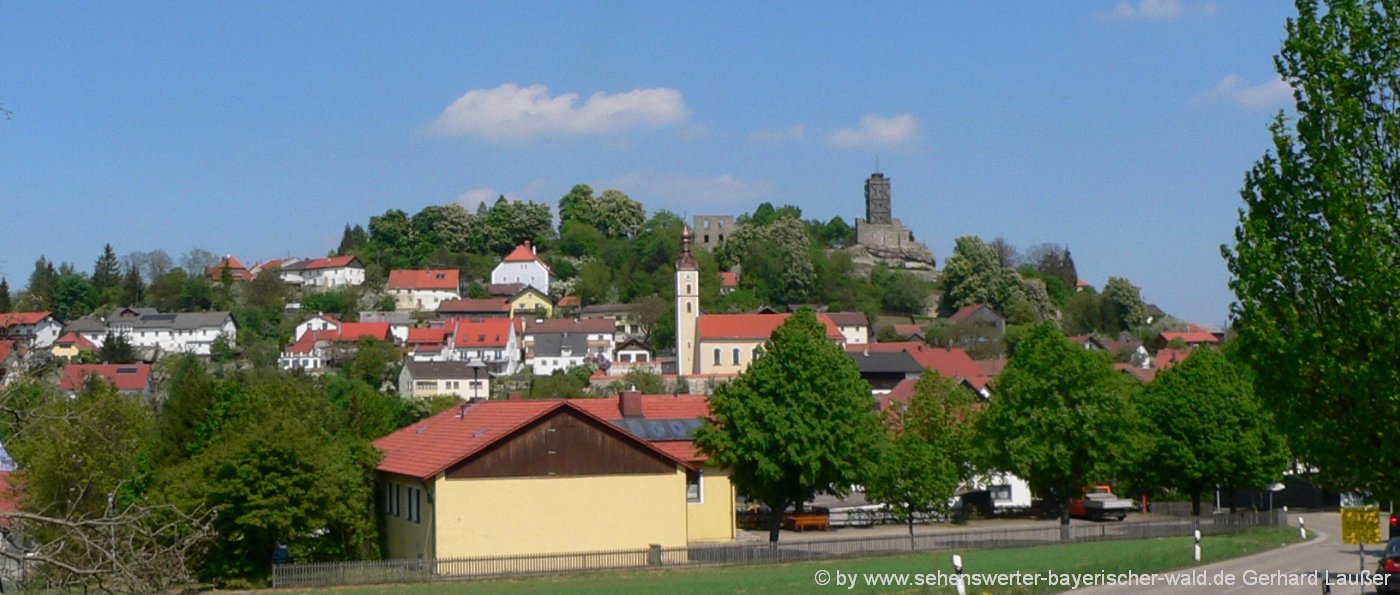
xmin=1080 ymin=511 xmax=1390 ymax=595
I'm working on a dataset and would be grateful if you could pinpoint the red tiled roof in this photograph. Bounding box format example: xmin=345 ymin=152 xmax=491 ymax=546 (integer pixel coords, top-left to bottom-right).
xmin=976 ymin=357 xmax=1008 ymax=378
xmin=697 ymin=313 xmax=844 ymax=341
xmin=1157 ymin=329 xmax=1218 ymax=345
xmin=58 ymin=364 xmax=152 ymax=392
xmin=375 ymin=396 xmax=706 ymax=479
xmin=502 ymin=242 xmax=543 ymax=263
xmin=1154 ymin=348 xmax=1192 ymax=370
xmin=407 ymin=327 xmax=452 ymax=345
xmin=1077 ymin=278 xmax=1091 ymax=288
xmin=557 ymin=295 xmax=580 ymax=308
xmin=719 ymin=271 xmax=738 ymax=288
xmin=852 ymin=342 xmax=990 ymax=389
xmin=0 ymin=340 xmax=14 ymax=362
xmin=893 ymin=323 xmax=925 ymax=337
xmin=439 ymin=299 xmax=510 ymax=314
xmin=526 ymin=318 xmax=616 ymax=335
xmin=302 ymin=255 xmax=361 ymax=270
xmin=336 ymin=322 xmax=391 ymax=341
xmin=0 ymin=312 xmax=53 ymax=327
xmin=206 ymin=256 xmax=253 ymax=282
xmin=1115 ymin=363 xmax=1157 ymax=382
xmin=878 ymin=377 xmax=920 ymax=411
xmin=53 ymin=331 xmax=97 ymax=351
xmin=0 ymin=471 xmax=18 ymax=515
xmin=387 ymin=269 xmax=460 ymax=291
xmin=453 ymin=318 xmax=514 ymax=348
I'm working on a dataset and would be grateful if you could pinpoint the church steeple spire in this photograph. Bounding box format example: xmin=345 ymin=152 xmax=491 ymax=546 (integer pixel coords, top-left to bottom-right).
xmin=676 ymin=225 xmax=698 ymax=270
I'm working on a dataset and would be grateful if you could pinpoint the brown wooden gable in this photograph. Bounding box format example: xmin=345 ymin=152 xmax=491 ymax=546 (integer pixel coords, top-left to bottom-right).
xmin=446 ymin=407 xmax=678 ymax=479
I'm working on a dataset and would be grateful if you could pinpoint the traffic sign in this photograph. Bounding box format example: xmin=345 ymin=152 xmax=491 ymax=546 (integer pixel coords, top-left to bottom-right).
xmin=1341 ymin=506 xmax=1380 ymax=544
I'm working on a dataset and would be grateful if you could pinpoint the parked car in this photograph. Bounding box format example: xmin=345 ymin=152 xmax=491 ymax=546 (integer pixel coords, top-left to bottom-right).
xmin=1375 ymin=537 xmax=1400 ymax=594
xmin=1068 ymin=485 xmax=1133 ymax=521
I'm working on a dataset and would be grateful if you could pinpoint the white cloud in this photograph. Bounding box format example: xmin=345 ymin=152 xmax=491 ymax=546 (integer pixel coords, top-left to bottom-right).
xmin=749 ymin=125 xmax=806 ymax=144
xmin=599 ymin=173 xmax=773 ymax=206
xmin=824 ymin=114 xmax=921 ymax=150
xmin=1202 ymin=75 xmax=1293 ymax=110
xmin=1095 ymin=0 xmax=1216 ymax=23
xmin=430 ymin=83 xmax=689 ymax=141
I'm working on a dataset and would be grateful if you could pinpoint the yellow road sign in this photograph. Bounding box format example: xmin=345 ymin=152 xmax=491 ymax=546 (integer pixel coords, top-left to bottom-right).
xmin=1341 ymin=506 xmax=1380 ymax=544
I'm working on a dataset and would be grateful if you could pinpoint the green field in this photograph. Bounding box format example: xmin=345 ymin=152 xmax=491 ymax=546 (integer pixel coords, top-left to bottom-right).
xmin=285 ymin=528 xmax=1304 ymax=594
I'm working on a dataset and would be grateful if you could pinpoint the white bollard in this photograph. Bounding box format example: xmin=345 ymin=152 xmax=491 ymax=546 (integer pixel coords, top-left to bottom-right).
xmin=952 ymin=554 xmax=966 ymax=595
xmin=1194 ymin=530 xmax=1202 ymax=562
xmin=1299 ymin=517 xmax=1306 ymax=539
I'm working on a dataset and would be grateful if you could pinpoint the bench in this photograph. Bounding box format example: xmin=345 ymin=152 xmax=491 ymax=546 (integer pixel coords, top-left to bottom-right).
xmin=783 ymin=512 xmax=830 ymax=532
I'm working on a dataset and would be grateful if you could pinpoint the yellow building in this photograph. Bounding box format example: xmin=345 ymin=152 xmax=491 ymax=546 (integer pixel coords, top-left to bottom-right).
xmin=507 ymin=286 xmax=554 ymax=319
xmin=374 ymin=392 xmax=734 ymax=560
xmin=49 ymin=331 xmax=97 ymax=361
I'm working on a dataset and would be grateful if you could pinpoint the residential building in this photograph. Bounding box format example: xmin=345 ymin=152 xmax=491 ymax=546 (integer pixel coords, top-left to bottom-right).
xmin=374 ymin=392 xmax=733 ymax=559
xmin=281 ymin=255 xmax=366 ymax=289
xmin=279 ymin=321 xmax=394 ymax=371
xmin=947 ymin=304 xmax=1006 ymax=335
xmin=579 ymin=303 xmax=644 ymax=341
xmin=448 ymin=317 xmax=521 ymax=375
xmin=405 ymin=326 xmax=454 ymax=362
xmin=719 ymin=271 xmax=737 ymax=296
xmin=1153 ymin=325 xmax=1220 ymax=349
xmin=845 ymin=349 xmax=922 ymax=394
xmin=506 ymin=286 xmax=553 ymax=319
xmin=66 ymin=308 xmax=236 ymax=358
xmin=58 ymin=363 xmax=153 ymax=396
xmin=612 ymin=338 xmax=658 ymax=374
xmin=50 ymin=331 xmax=97 ymax=361
xmin=853 ymin=342 xmax=993 ymax=397
xmin=0 ymin=312 xmax=62 ymax=349
xmin=825 ymin=311 xmax=870 ymax=345
xmin=523 ymin=319 xmax=615 ymax=375
xmin=387 ymin=270 xmax=461 ymax=312
xmin=205 ymin=255 xmax=253 ymax=282
xmin=0 ymin=340 xmax=16 ymax=385
xmin=439 ymin=298 xmax=511 ymax=319
xmin=397 ymin=361 xmax=489 ymax=400
xmin=555 ymin=295 xmax=580 ymax=316
xmin=691 ymin=312 xmax=844 ymax=376
xmin=491 ymin=241 xmax=551 ymax=296
xmin=359 ymin=311 xmax=411 ymax=344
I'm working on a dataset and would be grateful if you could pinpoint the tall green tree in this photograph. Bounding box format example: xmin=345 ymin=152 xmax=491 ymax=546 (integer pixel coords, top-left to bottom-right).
xmin=975 ymin=323 xmax=1136 ymax=538
xmin=1223 ymin=0 xmax=1400 ymax=497
xmin=1137 ymin=348 xmax=1288 ymax=516
xmin=52 ymin=273 xmax=98 ymax=321
xmin=938 ymin=236 xmax=1026 ymax=316
xmin=0 ymin=277 xmax=10 ymax=312
xmin=120 ymin=263 xmax=145 ymax=306
xmin=24 ymin=256 xmax=58 ymax=310
xmin=694 ymin=308 xmax=883 ymax=544
xmin=865 ymin=374 xmax=978 ymax=546
xmin=1101 ymin=276 xmax=1148 ymax=331
xmin=92 ymin=243 xmax=121 ymax=293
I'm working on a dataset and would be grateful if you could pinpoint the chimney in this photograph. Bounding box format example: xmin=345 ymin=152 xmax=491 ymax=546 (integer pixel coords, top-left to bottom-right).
xmin=527 ymin=240 xmax=535 ymax=254
xmin=507 ymin=391 xmax=523 ymax=401
xmin=620 ymin=388 xmax=643 ymax=417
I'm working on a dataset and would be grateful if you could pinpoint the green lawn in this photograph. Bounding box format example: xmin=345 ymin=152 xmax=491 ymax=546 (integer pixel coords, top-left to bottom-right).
xmin=285 ymin=528 xmax=1305 ymax=595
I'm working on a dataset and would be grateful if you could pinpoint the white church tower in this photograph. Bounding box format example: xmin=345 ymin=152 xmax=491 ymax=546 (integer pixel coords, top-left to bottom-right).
xmin=675 ymin=226 xmax=700 ymax=376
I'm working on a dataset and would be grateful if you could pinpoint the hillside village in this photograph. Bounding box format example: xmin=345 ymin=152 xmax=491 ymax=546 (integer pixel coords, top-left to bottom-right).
xmin=0 ymin=171 xmax=1251 ymax=587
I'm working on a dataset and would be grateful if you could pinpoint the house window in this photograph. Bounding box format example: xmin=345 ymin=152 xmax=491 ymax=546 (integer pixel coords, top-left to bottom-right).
xmin=732 ymin=348 xmax=740 ymax=365
xmin=407 ymin=487 xmax=422 ymax=523
xmin=382 ymin=483 xmax=393 ymax=514
xmin=752 ymin=348 xmax=760 ymax=361
xmin=686 ymin=469 xmax=703 ymax=503
xmin=415 ymin=381 xmax=434 ymax=391
xmin=393 ymin=484 xmax=402 ymax=517
xmin=991 ymin=485 xmax=1013 ymax=501
xmin=712 ymin=349 xmax=721 ymax=366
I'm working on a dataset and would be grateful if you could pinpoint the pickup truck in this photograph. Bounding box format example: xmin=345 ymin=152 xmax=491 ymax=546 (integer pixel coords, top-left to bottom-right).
xmin=1069 ymin=485 xmax=1134 ymax=521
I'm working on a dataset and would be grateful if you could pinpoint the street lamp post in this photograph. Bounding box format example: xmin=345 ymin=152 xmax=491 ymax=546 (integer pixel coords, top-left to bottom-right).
xmin=467 ymin=359 xmax=487 ymax=401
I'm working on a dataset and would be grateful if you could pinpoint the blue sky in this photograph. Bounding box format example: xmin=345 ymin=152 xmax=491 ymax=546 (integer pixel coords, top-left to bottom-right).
xmin=0 ymin=1 xmax=1299 ymax=324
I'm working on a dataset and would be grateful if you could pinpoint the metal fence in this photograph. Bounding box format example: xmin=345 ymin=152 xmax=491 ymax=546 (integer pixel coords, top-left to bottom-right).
xmin=271 ymin=509 xmax=1286 ymax=588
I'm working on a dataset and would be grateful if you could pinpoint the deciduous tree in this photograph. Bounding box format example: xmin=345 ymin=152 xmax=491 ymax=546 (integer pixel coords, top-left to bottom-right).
xmin=695 ymin=309 xmax=883 ymax=544
xmin=1222 ymin=0 xmax=1400 ymax=497
xmin=975 ymin=323 xmax=1136 ymax=538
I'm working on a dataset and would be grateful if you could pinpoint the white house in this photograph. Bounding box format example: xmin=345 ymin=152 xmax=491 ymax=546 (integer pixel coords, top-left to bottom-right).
xmin=490 ymin=242 xmax=551 ymax=296
xmin=386 ymin=269 xmax=460 ymax=312
xmin=397 ymin=360 xmax=490 ymax=400
xmin=65 ymin=308 xmax=237 ymax=358
xmin=281 ymin=256 xmax=366 ymax=289
xmin=278 ymin=321 xmax=395 ymax=371
xmin=522 ymin=318 xmax=615 ymax=376
xmin=825 ymin=311 xmax=870 ymax=346
xmin=611 ymin=338 xmax=659 ymax=375
xmin=359 ymin=311 xmax=411 ymax=345
xmin=0 ymin=312 xmax=63 ymax=349
xmin=446 ymin=317 xmax=522 ymax=376
xmin=960 ymin=472 xmax=1034 ymax=515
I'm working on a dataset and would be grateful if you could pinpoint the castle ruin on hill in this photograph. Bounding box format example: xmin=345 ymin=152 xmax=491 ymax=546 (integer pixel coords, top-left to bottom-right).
xmin=854 ymin=172 xmax=936 ymax=267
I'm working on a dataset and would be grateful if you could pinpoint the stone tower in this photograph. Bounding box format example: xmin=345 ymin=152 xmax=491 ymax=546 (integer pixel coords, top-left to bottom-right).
xmin=865 ymin=172 xmax=892 ymax=225
xmin=675 ymin=226 xmax=700 ymax=376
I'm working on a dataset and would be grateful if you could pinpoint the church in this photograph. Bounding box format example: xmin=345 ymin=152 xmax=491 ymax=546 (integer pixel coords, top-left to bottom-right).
xmin=672 ymin=227 xmax=848 ymax=378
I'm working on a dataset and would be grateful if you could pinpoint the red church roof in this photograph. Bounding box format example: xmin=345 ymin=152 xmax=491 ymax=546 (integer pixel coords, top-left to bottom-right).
xmin=697 ymin=313 xmax=844 ymax=341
